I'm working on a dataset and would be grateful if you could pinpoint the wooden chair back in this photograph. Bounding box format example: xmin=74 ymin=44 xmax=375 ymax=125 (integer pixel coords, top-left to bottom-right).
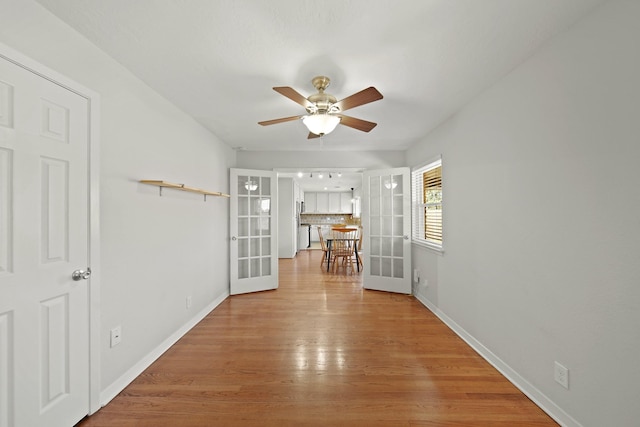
xmin=317 ymin=226 xmax=327 ymax=251
xmin=330 ymin=229 xmax=357 ymax=256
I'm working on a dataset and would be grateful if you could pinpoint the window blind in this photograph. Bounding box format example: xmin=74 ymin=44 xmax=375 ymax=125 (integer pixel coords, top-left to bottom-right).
xmin=412 ymin=158 xmax=442 ymax=249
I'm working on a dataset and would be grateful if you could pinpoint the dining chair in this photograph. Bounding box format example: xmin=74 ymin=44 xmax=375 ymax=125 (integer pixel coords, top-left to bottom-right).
xmin=330 ymin=228 xmax=358 ymax=274
xmin=317 ymin=226 xmax=331 ymax=268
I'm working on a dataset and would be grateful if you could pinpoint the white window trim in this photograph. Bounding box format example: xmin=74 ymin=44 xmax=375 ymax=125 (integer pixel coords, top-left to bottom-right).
xmin=411 ymin=156 xmax=444 ymax=254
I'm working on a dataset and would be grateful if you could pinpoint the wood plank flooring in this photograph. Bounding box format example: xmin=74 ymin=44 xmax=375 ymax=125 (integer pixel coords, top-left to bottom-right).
xmin=77 ymin=250 xmax=557 ymax=426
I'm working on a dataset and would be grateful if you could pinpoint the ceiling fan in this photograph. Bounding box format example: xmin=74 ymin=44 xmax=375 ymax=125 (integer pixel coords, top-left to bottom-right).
xmin=258 ymin=76 xmax=383 ymax=139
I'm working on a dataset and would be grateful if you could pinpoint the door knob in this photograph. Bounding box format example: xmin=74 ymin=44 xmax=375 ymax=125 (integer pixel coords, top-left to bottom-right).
xmin=231 ymin=236 xmax=237 ymax=241
xmin=72 ymin=268 xmax=92 ymax=281
xmin=403 ymin=235 xmax=409 ymax=240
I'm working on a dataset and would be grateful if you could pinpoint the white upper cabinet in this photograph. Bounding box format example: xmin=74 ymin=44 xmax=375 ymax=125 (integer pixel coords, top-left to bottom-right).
xmin=340 ymin=193 xmax=353 ymax=213
xmin=328 ymin=193 xmax=341 ymax=212
xmin=303 ymin=191 xmax=353 ymax=213
xmin=316 ymin=192 xmax=329 ymax=213
xmin=304 ymin=192 xmax=316 ymax=212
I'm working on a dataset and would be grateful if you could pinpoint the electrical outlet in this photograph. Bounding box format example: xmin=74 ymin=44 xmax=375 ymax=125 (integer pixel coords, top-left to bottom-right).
xmin=110 ymin=326 xmax=122 ymax=348
xmin=413 ymin=269 xmax=420 ymax=283
xmin=186 ymin=296 xmax=192 ymax=309
xmin=554 ymin=361 xmax=569 ymax=389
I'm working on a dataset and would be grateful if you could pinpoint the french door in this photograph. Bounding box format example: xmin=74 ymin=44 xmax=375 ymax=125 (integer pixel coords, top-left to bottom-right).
xmin=229 ymin=169 xmax=278 ymax=295
xmin=362 ymin=167 xmax=412 ymax=294
xmin=0 ymin=52 xmax=92 ymax=426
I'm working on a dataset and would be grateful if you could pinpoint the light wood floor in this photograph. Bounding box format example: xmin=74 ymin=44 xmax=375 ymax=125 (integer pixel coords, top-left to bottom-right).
xmin=77 ymin=250 xmax=557 ymax=426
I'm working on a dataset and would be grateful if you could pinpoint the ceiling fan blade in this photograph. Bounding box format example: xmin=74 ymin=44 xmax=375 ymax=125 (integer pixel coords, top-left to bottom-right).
xmin=337 ymin=115 xmax=377 ymax=132
xmin=307 ymin=132 xmax=321 ymax=139
xmin=333 ymin=87 xmax=383 ymax=112
xmin=273 ymin=87 xmax=313 ymax=109
xmin=258 ymin=115 xmax=304 ymax=126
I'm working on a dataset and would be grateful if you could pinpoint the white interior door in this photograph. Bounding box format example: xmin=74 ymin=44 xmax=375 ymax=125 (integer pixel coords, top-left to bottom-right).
xmin=363 ymin=168 xmax=412 ymax=294
xmin=230 ymin=169 xmax=278 ymax=295
xmin=0 ymin=56 xmax=91 ymax=425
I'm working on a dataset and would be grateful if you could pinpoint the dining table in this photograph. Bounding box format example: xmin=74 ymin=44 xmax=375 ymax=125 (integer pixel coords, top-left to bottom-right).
xmin=325 ymin=228 xmax=360 ymax=273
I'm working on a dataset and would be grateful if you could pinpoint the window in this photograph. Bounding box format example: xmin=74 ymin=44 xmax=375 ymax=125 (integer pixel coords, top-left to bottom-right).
xmin=412 ymin=158 xmax=442 ymax=251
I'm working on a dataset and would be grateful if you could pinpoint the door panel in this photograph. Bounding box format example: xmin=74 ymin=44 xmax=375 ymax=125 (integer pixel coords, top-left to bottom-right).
xmin=363 ymin=168 xmax=411 ymax=294
xmin=0 ymin=54 xmax=90 ymax=427
xmin=230 ymin=169 xmax=278 ymax=294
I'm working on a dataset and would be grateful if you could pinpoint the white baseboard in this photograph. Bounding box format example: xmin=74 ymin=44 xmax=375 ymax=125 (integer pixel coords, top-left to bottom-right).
xmin=413 ymin=292 xmax=582 ymax=427
xmin=99 ymin=291 xmax=229 ymax=406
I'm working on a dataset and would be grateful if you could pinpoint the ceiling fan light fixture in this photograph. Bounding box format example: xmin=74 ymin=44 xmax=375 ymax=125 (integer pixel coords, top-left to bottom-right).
xmin=302 ymin=113 xmax=340 ymax=136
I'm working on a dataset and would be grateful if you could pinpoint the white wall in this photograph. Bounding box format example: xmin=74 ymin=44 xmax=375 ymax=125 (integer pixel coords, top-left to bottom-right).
xmin=406 ymin=1 xmax=640 ymax=426
xmin=0 ymin=0 xmax=235 ymax=402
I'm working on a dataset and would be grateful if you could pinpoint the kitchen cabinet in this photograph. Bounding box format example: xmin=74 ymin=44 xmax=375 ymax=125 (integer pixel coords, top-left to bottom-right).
xmin=316 ymin=192 xmax=329 ymax=213
xmin=304 ymin=191 xmax=353 ymax=213
xmin=304 ymin=192 xmax=316 ymax=213
xmin=340 ymin=193 xmax=353 ymax=213
xmin=328 ymin=193 xmax=341 ymax=212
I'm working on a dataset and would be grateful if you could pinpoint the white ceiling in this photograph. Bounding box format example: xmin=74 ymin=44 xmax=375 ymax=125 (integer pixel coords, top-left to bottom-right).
xmin=36 ymin=0 xmax=604 ymax=153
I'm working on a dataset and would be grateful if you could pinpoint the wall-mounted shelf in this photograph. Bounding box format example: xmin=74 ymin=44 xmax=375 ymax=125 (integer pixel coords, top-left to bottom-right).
xmin=140 ymin=180 xmax=230 ymax=201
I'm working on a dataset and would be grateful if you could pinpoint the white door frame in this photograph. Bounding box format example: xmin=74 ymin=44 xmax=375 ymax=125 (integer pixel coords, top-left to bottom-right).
xmin=0 ymin=42 xmax=102 ymax=415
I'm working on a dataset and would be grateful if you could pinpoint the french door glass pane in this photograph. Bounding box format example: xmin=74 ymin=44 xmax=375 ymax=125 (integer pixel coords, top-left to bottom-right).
xmin=262 ymin=258 xmax=271 ymax=276
xmin=381 ymin=258 xmax=392 ymax=277
xmin=238 ymin=175 xmax=249 ymax=195
xmin=393 ymin=258 xmax=404 ymax=279
xmin=260 ymin=217 xmax=271 ymax=235
xmin=238 ymin=239 xmax=248 ymax=258
xmin=371 ymin=257 xmax=380 ymax=276
xmin=250 ymin=258 xmax=260 ymax=278
xmin=370 ymin=237 xmax=381 ymax=256
xmin=261 ymin=177 xmax=271 ymax=195
xmin=382 ymin=217 xmax=392 ymax=235
xmin=261 ymin=237 xmax=271 ymax=256
xmin=393 ymin=237 xmax=404 ymax=257
xmin=370 ymin=217 xmax=380 ymax=235
xmin=238 ymin=218 xmax=248 ymax=237
xmin=238 ymin=259 xmax=248 ymax=279
xmin=250 ymin=238 xmax=260 ymax=257
xmin=238 ymin=197 xmax=248 ymax=216
xmin=381 ymin=237 xmax=392 ymax=256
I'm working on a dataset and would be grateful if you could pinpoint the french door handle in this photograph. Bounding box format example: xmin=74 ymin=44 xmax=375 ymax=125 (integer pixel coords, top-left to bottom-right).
xmin=231 ymin=236 xmax=237 ymax=241
xmin=72 ymin=268 xmax=92 ymax=281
